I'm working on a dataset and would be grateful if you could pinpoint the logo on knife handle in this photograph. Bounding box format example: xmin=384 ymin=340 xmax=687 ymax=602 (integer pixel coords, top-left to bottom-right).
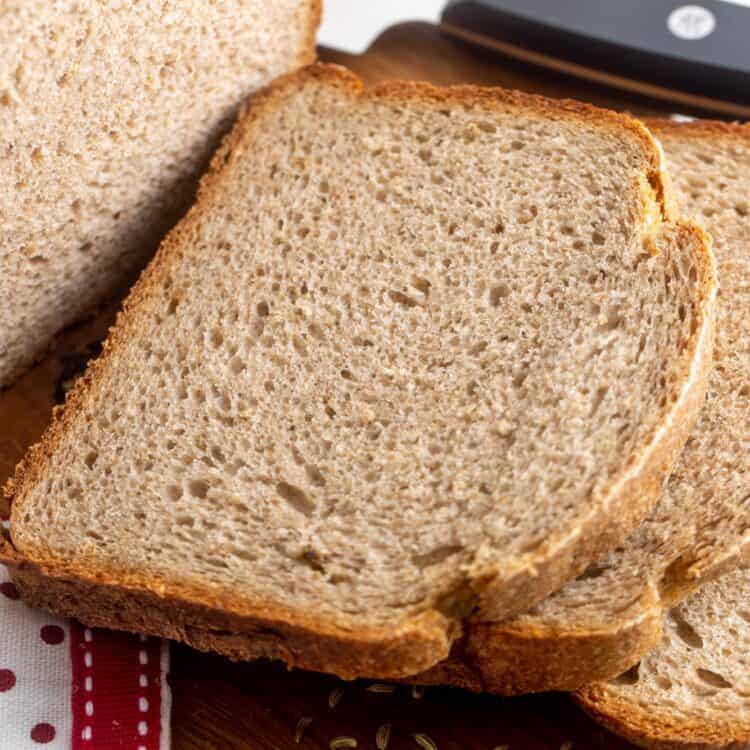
xmin=668 ymin=5 xmax=717 ymax=40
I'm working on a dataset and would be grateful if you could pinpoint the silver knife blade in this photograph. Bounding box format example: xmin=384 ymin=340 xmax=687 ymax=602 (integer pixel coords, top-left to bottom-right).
xmin=319 ymin=0 xmax=444 ymax=54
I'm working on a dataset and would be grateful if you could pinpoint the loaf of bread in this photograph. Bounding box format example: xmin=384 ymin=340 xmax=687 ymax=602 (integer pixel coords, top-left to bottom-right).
xmin=0 ymin=0 xmax=320 ymax=387
xmin=3 ymin=66 xmax=716 ymax=681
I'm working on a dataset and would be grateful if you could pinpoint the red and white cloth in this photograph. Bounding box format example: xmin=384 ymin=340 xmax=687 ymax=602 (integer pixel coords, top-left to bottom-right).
xmin=0 ymin=566 xmax=171 ymax=749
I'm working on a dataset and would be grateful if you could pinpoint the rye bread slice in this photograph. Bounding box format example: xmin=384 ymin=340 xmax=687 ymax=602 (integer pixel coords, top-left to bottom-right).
xmin=577 ymin=565 xmax=750 ymax=750
xmin=571 ymin=121 xmax=750 ymax=750
xmin=0 ymin=0 xmax=320 ymax=387
xmin=408 ymin=120 xmax=745 ymax=696
xmin=2 ymin=65 xmax=716 ymax=680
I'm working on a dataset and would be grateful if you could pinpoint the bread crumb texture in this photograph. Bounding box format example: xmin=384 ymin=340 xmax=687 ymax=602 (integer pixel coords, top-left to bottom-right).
xmin=8 ymin=68 xmax=714 ymax=660
xmin=574 ymin=122 xmax=750 ymax=749
xmin=418 ymin=121 xmax=749 ymax=696
xmin=0 ymin=0 xmax=319 ymax=386
xmin=579 ymin=567 xmax=750 ymax=749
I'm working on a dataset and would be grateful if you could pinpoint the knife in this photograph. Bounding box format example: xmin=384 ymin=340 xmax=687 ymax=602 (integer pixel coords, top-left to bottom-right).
xmin=319 ymin=0 xmax=750 ymax=119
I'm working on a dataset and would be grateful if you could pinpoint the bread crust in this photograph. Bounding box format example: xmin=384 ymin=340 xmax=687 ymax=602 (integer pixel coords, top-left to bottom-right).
xmin=299 ymin=0 xmax=322 ymax=69
xmin=575 ymin=683 xmax=750 ymax=750
xmin=2 ymin=66 xmax=717 ymax=681
xmin=412 ymin=585 xmax=664 ymax=694
xmin=2 ymin=548 xmax=454 ymax=680
xmin=647 ymin=117 xmax=750 ymax=141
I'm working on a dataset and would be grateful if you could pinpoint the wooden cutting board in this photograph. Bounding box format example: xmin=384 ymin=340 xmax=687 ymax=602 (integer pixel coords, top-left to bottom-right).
xmin=1 ymin=22 xmax=706 ymax=750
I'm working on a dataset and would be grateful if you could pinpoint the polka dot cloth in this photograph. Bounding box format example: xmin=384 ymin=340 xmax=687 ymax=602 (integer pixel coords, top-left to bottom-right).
xmin=0 ymin=566 xmax=171 ymax=749
xmin=0 ymin=567 xmax=71 ymax=748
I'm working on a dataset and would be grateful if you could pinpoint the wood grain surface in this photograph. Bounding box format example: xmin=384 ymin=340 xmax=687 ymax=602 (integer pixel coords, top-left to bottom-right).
xmin=2 ymin=21 xmax=716 ymax=750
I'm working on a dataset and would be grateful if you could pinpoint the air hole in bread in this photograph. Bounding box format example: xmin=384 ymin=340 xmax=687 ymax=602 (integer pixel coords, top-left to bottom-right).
xmin=579 ymin=561 xmax=611 ymax=582
xmin=165 ymin=485 xmax=182 ymax=502
xmin=696 ymin=668 xmax=732 ymax=689
xmin=308 ymin=323 xmax=325 ymax=342
xmin=187 ymin=480 xmax=210 ymax=500
xmin=229 ymin=357 xmax=245 ymax=375
xmin=277 ymin=482 xmax=315 ymax=516
xmin=513 ymin=368 xmax=529 ymax=389
xmin=305 ymin=465 xmax=326 ymax=487
xmin=613 ymin=662 xmax=641 ymax=686
xmin=204 ymin=556 xmax=229 ymax=570
xmin=489 ymin=284 xmax=510 ymax=307
xmin=297 ymin=547 xmax=326 ymax=573
xmin=411 ymin=277 xmax=431 ymax=296
xmin=389 ymin=290 xmax=418 ymax=308
xmin=601 ymin=308 xmax=620 ymax=333
xmin=411 ymin=545 xmax=464 ymax=569
xmin=210 ymin=328 xmax=224 ymax=348
xmin=520 ymin=536 xmax=546 ymax=554
xmin=669 ymin=609 xmax=704 ymax=649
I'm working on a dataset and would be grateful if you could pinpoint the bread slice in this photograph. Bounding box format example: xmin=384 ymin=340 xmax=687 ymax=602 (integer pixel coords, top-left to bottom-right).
xmin=570 ymin=120 xmax=750 ymax=750
xmin=0 ymin=0 xmax=320 ymax=388
xmin=576 ymin=566 xmax=750 ymax=749
xmin=2 ymin=65 xmax=716 ymax=680
xmin=409 ymin=120 xmax=749 ymax=696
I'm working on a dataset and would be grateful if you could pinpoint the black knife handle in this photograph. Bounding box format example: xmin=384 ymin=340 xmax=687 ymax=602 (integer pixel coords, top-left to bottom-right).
xmin=442 ymin=0 xmax=750 ymax=105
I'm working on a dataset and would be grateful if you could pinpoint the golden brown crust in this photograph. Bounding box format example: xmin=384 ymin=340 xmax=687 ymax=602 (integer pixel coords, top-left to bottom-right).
xmin=298 ymin=0 xmax=322 ymax=69
xmin=647 ymin=117 xmax=750 ymax=141
xmin=3 ymin=65 xmax=717 ymax=682
xmin=575 ymin=684 xmax=750 ymax=750
xmin=414 ymin=593 xmax=664 ymax=695
xmin=1 ymin=545 xmax=453 ymax=680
